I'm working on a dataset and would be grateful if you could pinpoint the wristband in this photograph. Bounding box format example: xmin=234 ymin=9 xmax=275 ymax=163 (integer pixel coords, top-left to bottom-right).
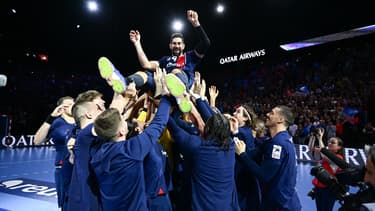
xmin=45 ymin=114 xmax=58 ymax=124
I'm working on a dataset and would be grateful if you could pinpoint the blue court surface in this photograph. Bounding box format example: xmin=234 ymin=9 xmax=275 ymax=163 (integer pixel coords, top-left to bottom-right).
xmin=0 ymin=147 xmax=344 ymax=211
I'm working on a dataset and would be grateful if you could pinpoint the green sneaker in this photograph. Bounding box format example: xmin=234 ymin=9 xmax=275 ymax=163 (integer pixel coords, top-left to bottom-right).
xmin=165 ymin=74 xmax=191 ymax=113
xmin=97 ymin=57 xmax=127 ymax=94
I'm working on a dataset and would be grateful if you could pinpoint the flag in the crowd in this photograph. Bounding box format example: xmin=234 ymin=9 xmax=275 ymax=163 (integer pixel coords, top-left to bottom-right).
xmin=343 ymin=107 xmax=359 ymax=117
xmin=297 ymin=85 xmax=309 ymax=94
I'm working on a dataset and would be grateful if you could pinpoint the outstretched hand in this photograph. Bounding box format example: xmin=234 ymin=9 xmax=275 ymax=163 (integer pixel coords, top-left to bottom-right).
xmin=154 ymin=68 xmax=169 ymax=96
xmin=209 ymin=86 xmax=219 ymax=99
xmin=129 ymin=30 xmax=141 ymax=44
xmin=190 ymin=71 xmax=201 ymax=95
xmin=187 ymin=10 xmax=200 ymax=27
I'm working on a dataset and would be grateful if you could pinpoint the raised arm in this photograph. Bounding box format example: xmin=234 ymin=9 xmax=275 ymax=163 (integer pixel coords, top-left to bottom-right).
xmin=235 ymin=140 xmax=281 ymax=182
xmin=129 ymin=30 xmax=159 ymax=71
xmin=208 ymin=85 xmax=219 ymax=108
xmin=167 ymin=117 xmax=200 ymax=155
xmin=125 ymin=96 xmax=171 ymax=160
xmin=187 ymin=10 xmax=211 ymax=58
xmin=34 ymin=104 xmax=66 ymax=145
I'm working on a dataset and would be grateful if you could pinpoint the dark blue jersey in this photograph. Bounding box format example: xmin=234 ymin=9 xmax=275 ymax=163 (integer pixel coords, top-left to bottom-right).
xmin=143 ymin=142 xmax=170 ymax=198
xmin=239 ymin=131 xmax=301 ymax=210
xmin=143 ymin=142 xmax=173 ymax=211
xmin=158 ymin=51 xmax=201 ymax=88
xmin=167 ymin=117 xmax=240 ymax=211
xmin=232 ymin=126 xmax=259 ymax=211
xmin=90 ymin=97 xmax=171 ymax=211
xmin=66 ymin=124 xmax=101 ymax=211
xmin=48 ymin=117 xmax=75 ymax=166
xmin=195 ymin=98 xmax=215 ymax=122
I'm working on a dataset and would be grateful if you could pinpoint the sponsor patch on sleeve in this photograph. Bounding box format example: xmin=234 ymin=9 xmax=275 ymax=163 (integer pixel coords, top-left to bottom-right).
xmin=272 ymin=145 xmax=282 ymax=159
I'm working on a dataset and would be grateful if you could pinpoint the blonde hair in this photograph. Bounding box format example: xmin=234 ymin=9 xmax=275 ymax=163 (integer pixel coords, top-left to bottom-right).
xmin=253 ymin=119 xmax=266 ymax=138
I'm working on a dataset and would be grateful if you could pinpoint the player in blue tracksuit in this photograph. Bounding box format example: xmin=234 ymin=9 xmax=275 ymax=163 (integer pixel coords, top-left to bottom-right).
xmin=61 ymin=125 xmax=79 ymax=210
xmin=47 ymin=116 xmax=75 ymax=208
xmin=144 ymin=142 xmax=173 ymax=211
xmin=232 ymin=105 xmax=260 ymax=211
xmin=194 ymin=97 xmax=216 ymax=122
xmin=233 ymin=125 xmax=260 ymax=211
xmin=65 ymin=89 xmax=106 ymax=211
xmin=167 ymin=111 xmax=240 ymax=211
xmin=34 ymin=96 xmax=75 ymax=209
xmin=67 ymin=123 xmax=101 ymax=211
xmin=235 ymin=105 xmax=301 ymax=211
xmin=90 ymin=97 xmax=171 ymax=211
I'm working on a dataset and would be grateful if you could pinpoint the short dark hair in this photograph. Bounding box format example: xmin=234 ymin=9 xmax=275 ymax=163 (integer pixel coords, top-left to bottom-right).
xmin=94 ymin=108 xmax=122 ymax=141
xmin=170 ymin=33 xmax=184 ymax=43
xmin=203 ymin=113 xmax=231 ymax=151
xmin=126 ymin=119 xmax=137 ymax=139
xmin=276 ymin=105 xmax=294 ymax=127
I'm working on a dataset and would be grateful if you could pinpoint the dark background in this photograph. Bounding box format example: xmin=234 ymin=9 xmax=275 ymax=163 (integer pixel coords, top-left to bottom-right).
xmin=1 ymin=0 xmax=374 ymax=75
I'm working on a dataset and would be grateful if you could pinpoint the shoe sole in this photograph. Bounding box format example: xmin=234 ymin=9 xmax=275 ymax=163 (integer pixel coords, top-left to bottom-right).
xmin=112 ymin=79 xmax=126 ymax=94
xmin=98 ymin=57 xmax=114 ymax=79
xmin=178 ymin=98 xmax=191 ymax=113
xmin=98 ymin=57 xmax=127 ymax=94
xmin=165 ymin=74 xmax=191 ymax=113
xmin=165 ymin=74 xmax=185 ymax=96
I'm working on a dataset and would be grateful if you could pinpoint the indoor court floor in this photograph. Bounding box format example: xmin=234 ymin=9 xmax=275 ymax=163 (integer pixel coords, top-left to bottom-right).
xmin=0 ymin=147 xmax=343 ymax=211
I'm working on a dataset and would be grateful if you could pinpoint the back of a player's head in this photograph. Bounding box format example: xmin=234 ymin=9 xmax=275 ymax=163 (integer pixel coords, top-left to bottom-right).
xmin=94 ymin=108 xmax=122 ymax=142
xmin=71 ymin=90 xmax=103 ymax=124
xmin=204 ymin=113 xmax=231 ymax=150
xmin=72 ymin=102 xmax=88 ymax=124
xmin=74 ymin=90 xmax=102 ymax=105
xmin=170 ymin=33 xmax=184 ymax=43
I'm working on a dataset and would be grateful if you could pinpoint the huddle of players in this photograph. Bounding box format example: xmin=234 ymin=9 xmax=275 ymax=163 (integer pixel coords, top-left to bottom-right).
xmin=35 ymin=10 xmax=305 ymax=211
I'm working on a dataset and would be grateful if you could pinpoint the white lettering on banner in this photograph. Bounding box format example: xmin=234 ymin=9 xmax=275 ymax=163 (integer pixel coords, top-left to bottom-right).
xmin=299 ymin=144 xmax=311 ymax=160
xmin=27 ymin=135 xmax=34 ymax=144
xmin=17 ymin=135 xmax=28 ymax=146
xmin=219 ymin=49 xmax=266 ymax=64
xmin=294 ymin=144 xmax=366 ymax=167
xmin=2 ymin=135 xmax=15 ymax=146
xmin=1 ymin=135 xmax=54 ymax=148
xmin=345 ymin=148 xmax=360 ymax=166
xmin=359 ymin=149 xmax=367 ymax=163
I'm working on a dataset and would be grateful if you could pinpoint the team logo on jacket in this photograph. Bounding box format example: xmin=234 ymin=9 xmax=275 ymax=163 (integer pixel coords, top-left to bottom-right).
xmin=272 ymin=145 xmax=282 ymax=159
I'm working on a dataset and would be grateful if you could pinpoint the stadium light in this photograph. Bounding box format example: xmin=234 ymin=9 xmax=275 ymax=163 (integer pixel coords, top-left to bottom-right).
xmin=87 ymin=1 xmax=98 ymax=12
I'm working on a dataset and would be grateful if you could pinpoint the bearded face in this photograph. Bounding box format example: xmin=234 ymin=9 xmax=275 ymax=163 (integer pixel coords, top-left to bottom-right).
xmin=169 ymin=37 xmax=185 ymax=56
